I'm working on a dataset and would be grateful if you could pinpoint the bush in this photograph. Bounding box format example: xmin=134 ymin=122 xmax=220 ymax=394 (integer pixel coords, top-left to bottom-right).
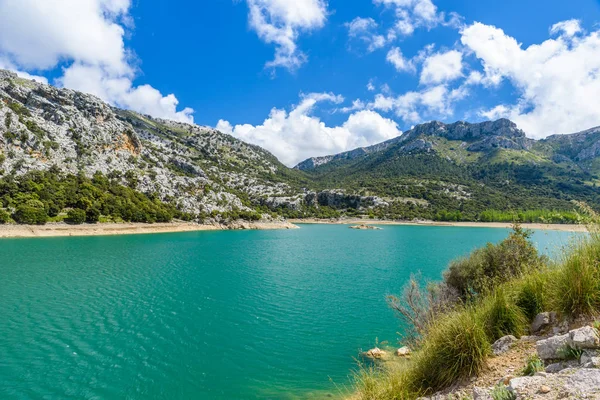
xmin=66 ymin=208 xmax=86 ymax=225
xmin=444 ymin=225 xmax=543 ymax=298
xmin=521 ymin=354 xmax=544 ymax=376
xmin=409 ymin=308 xmax=490 ymax=392
xmin=477 ymin=289 xmax=527 ymax=342
xmin=13 ymin=200 xmax=47 ymax=225
xmin=86 ymin=206 xmax=101 ymax=223
xmin=0 ymin=208 xmax=10 ymax=223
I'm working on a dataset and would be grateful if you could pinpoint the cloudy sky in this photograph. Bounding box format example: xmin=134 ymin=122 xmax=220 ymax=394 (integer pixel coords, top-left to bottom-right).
xmin=0 ymin=0 xmax=599 ymax=166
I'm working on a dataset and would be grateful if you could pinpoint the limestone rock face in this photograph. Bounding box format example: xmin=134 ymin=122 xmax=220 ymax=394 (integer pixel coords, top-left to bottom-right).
xmin=509 ymin=369 xmax=600 ymax=399
xmin=0 ymin=69 xmax=302 ymax=216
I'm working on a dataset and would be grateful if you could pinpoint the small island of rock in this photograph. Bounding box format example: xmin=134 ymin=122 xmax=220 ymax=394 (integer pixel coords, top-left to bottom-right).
xmin=349 ymin=224 xmax=382 ymax=230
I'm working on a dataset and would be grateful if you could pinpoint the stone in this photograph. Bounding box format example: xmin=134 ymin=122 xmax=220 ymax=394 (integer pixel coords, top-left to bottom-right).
xmin=396 ymin=346 xmax=411 ymax=357
xmin=545 ymin=360 xmax=579 ymax=374
xmin=539 ymin=385 xmax=551 ymax=394
xmin=563 ymin=369 xmax=600 ymax=396
xmin=472 ymin=387 xmax=493 ymax=400
xmin=536 ymin=333 xmax=569 ymax=360
xmin=568 ymin=326 xmax=600 ymax=349
xmin=492 ymin=335 xmax=518 ymax=356
xmin=363 ymin=347 xmax=386 ymax=359
xmin=531 ymin=312 xmax=555 ymax=333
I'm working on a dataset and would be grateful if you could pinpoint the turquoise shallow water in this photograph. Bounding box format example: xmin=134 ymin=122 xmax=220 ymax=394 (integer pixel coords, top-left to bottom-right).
xmin=0 ymin=224 xmax=578 ymax=399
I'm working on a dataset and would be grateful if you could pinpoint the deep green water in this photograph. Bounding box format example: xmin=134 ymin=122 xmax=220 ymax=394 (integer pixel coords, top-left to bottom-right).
xmin=0 ymin=224 xmax=578 ymax=399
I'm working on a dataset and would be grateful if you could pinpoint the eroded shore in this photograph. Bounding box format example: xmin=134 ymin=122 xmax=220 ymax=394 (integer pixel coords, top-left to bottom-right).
xmin=0 ymin=220 xmax=299 ymax=238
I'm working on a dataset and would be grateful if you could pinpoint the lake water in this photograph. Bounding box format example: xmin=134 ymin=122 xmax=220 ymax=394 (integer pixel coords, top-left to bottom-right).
xmin=0 ymin=224 xmax=578 ymax=399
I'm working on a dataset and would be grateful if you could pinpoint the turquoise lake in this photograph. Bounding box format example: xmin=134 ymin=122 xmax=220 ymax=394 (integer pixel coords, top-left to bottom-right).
xmin=0 ymin=224 xmax=579 ymax=399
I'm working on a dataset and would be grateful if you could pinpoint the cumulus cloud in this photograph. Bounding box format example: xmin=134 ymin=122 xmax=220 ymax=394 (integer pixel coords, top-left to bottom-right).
xmin=246 ymin=0 xmax=327 ymax=70
xmin=0 ymin=0 xmax=193 ymax=123
xmin=216 ymin=93 xmax=401 ymax=166
xmin=386 ymin=47 xmax=416 ymax=72
xmin=369 ymin=83 xmax=467 ymax=123
xmin=461 ymin=20 xmax=600 ymax=137
xmin=374 ymin=0 xmax=447 ymax=37
xmin=345 ymin=17 xmax=390 ymax=52
xmin=420 ymin=50 xmax=463 ymax=85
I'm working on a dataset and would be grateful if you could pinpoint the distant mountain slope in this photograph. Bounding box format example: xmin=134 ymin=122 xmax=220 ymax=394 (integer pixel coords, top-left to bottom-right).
xmin=295 ymin=119 xmax=600 ymax=221
xmin=1 ymin=69 xmax=600 ymax=224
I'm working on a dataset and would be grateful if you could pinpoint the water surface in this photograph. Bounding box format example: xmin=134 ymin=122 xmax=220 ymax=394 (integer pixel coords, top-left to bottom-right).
xmin=0 ymin=225 xmax=577 ymax=399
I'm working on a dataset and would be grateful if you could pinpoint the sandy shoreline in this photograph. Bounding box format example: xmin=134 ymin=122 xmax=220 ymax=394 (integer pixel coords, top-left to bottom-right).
xmin=0 ymin=220 xmax=299 ymax=238
xmin=288 ymin=218 xmax=589 ymax=232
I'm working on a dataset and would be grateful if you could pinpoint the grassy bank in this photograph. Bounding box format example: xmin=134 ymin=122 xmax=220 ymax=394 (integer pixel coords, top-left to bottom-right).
xmin=352 ymin=214 xmax=600 ymax=399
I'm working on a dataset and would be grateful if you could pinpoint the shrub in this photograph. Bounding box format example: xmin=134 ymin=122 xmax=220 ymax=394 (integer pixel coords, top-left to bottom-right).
xmin=444 ymin=225 xmax=543 ymax=298
xmin=352 ymin=363 xmax=415 ymax=400
xmin=86 ymin=206 xmax=101 ymax=223
xmin=13 ymin=200 xmax=47 ymax=225
xmin=66 ymin=208 xmax=86 ymax=225
xmin=0 ymin=208 xmax=10 ymax=224
xmin=477 ymin=289 xmax=527 ymax=342
xmin=409 ymin=308 xmax=490 ymax=393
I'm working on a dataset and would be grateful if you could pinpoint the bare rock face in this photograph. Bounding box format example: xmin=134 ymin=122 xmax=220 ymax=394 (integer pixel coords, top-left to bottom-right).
xmin=509 ymin=369 xmax=600 ymax=399
xmin=0 ymin=69 xmax=303 ymax=216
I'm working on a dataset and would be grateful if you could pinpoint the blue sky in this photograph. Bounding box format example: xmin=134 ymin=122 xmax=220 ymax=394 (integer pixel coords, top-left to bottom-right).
xmin=0 ymin=0 xmax=599 ymax=165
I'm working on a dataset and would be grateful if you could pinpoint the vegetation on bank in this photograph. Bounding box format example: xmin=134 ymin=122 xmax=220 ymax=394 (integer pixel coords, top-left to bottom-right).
xmin=0 ymin=169 xmax=194 ymax=225
xmin=352 ymin=209 xmax=600 ymax=399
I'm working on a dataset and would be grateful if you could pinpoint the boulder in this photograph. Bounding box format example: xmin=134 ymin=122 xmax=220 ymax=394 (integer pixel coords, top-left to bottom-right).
xmin=536 ymin=333 xmax=569 ymax=360
xmin=567 ymin=326 xmax=600 ymax=349
xmin=492 ymin=335 xmax=518 ymax=356
xmin=396 ymin=346 xmax=411 ymax=357
xmin=531 ymin=312 xmax=555 ymax=333
xmin=363 ymin=347 xmax=387 ymax=360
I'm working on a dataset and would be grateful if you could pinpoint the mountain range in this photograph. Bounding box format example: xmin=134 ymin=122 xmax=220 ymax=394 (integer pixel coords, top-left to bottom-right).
xmin=1 ymin=69 xmax=599 ymax=224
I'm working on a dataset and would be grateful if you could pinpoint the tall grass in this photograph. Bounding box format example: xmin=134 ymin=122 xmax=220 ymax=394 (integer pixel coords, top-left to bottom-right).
xmin=352 ymin=215 xmax=600 ymax=400
xmin=410 ymin=308 xmax=490 ymax=392
xmin=476 ymin=289 xmax=527 ymax=342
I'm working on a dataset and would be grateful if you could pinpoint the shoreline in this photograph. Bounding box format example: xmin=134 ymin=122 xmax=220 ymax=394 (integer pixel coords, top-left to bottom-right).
xmin=0 ymin=220 xmax=299 ymax=238
xmin=288 ymin=218 xmax=589 ymax=232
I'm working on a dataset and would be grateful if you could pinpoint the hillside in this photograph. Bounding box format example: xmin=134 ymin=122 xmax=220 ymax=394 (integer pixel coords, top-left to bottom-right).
xmin=0 ymin=69 xmax=311 ymax=224
xmin=295 ymin=119 xmax=600 ymax=222
xmin=1 ymin=69 xmax=600 ymax=225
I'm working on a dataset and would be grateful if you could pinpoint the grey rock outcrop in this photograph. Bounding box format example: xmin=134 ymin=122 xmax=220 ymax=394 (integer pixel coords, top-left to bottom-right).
xmin=492 ymin=335 xmax=518 ymax=356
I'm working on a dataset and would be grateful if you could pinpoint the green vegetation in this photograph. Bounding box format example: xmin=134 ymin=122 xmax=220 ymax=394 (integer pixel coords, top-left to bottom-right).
xmin=352 ymin=216 xmax=600 ymax=400
xmin=521 ymin=354 xmax=543 ymax=376
xmin=0 ymin=170 xmax=188 ymax=225
xmin=66 ymin=208 xmax=86 ymax=225
xmin=490 ymin=384 xmax=516 ymax=400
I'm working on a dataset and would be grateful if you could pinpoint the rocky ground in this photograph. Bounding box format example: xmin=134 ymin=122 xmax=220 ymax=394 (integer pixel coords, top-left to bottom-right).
xmin=420 ymin=314 xmax=600 ymax=400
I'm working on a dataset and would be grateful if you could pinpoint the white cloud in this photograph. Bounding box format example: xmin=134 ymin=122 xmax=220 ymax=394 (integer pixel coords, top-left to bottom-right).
xmin=374 ymin=0 xmax=444 ymax=37
xmin=246 ymin=0 xmax=327 ymax=70
xmin=345 ymin=17 xmax=393 ymax=52
xmin=420 ymin=50 xmax=463 ymax=85
xmin=550 ymin=19 xmax=583 ymax=37
xmin=386 ymin=47 xmax=416 ymax=72
xmin=368 ymin=83 xmax=467 ymax=123
xmin=461 ymin=20 xmax=600 ymax=137
xmin=216 ymin=93 xmax=401 ymax=166
xmin=0 ymin=0 xmax=193 ymax=123
xmin=367 ymin=80 xmax=376 ymax=91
